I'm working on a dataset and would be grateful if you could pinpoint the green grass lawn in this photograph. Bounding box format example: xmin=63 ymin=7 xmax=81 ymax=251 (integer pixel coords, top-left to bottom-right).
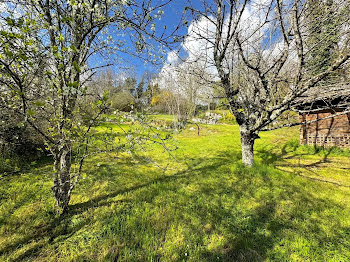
xmin=0 ymin=120 xmax=349 ymax=261
xmin=148 ymin=114 xmax=176 ymax=122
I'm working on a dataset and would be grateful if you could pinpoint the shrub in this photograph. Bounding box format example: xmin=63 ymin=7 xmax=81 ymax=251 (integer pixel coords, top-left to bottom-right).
xmin=0 ymin=156 xmax=21 ymax=175
xmin=110 ymin=91 xmax=135 ymax=112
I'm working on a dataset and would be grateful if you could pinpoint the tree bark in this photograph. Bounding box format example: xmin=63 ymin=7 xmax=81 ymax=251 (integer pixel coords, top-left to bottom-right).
xmin=239 ymin=126 xmax=255 ymax=166
xmin=52 ymin=144 xmax=72 ymax=214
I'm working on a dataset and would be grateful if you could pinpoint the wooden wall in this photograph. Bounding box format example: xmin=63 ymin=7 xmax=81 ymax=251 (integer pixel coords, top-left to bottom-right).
xmin=299 ymin=109 xmax=350 ymax=148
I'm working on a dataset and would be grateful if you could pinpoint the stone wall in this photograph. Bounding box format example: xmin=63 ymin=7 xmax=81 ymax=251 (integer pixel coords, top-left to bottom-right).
xmin=192 ymin=112 xmax=223 ymax=125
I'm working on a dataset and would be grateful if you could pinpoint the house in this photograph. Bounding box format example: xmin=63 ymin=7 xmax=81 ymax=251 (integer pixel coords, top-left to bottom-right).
xmin=293 ymin=84 xmax=350 ymax=148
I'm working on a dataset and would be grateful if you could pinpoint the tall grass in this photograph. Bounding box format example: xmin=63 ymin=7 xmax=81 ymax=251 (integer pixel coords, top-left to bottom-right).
xmin=0 ymin=121 xmax=349 ymax=261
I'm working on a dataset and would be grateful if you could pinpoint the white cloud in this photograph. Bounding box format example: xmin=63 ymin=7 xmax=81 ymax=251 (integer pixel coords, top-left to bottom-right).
xmin=157 ymin=15 xmax=217 ymax=90
xmin=182 ymin=16 xmax=216 ymax=63
xmin=167 ymin=50 xmax=179 ymax=64
xmin=157 ymin=1 xmax=295 ymax=97
xmin=164 ymin=2 xmax=274 ymax=76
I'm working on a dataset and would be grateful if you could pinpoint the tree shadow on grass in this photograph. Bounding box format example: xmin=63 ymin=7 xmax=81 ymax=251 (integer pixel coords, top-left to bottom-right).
xmin=1 ymin=149 xmax=349 ymax=261
xmin=256 ymin=140 xmax=342 ymax=168
xmin=0 ymin=151 xmax=236 ymax=260
xmin=256 ymin=140 xmax=350 ymax=188
xmin=0 ymin=157 xmax=202 ymax=260
xmin=178 ymin=155 xmax=347 ymax=261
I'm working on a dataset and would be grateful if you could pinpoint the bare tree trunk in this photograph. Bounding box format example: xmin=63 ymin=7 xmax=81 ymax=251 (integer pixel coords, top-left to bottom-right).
xmin=52 ymin=144 xmax=72 ymax=214
xmin=239 ymin=125 xmax=255 ymax=166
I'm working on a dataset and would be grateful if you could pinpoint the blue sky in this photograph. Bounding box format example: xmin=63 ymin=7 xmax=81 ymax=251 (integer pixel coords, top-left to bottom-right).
xmin=90 ymin=1 xmax=205 ymax=81
xmin=90 ymin=0 xmax=279 ymax=81
xmin=1 ymin=0 xmax=203 ymax=81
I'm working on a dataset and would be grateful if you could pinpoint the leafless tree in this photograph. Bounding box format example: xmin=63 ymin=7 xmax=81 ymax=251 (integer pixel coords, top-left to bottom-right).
xmin=185 ymin=0 xmax=350 ymax=165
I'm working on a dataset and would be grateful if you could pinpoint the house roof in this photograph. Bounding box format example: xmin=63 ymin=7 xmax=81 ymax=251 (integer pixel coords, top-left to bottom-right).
xmin=293 ymin=83 xmax=350 ymax=111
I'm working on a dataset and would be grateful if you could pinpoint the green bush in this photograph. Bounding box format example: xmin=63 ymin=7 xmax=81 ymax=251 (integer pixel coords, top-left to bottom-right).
xmin=220 ymin=111 xmax=236 ymax=124
xmin=0 ymin=156 xmax=21 ymax=175
xmin=110 ymin=91 xmax=135 ymax=112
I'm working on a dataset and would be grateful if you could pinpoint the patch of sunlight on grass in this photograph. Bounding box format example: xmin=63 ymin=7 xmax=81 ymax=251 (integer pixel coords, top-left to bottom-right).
xmin=206 ymin=234 xmax=226 ymax=252
xmin=1 ymin=116 xmax=350 ymax=261
xmin=148 ymin=114 xmax=175 ymax=122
